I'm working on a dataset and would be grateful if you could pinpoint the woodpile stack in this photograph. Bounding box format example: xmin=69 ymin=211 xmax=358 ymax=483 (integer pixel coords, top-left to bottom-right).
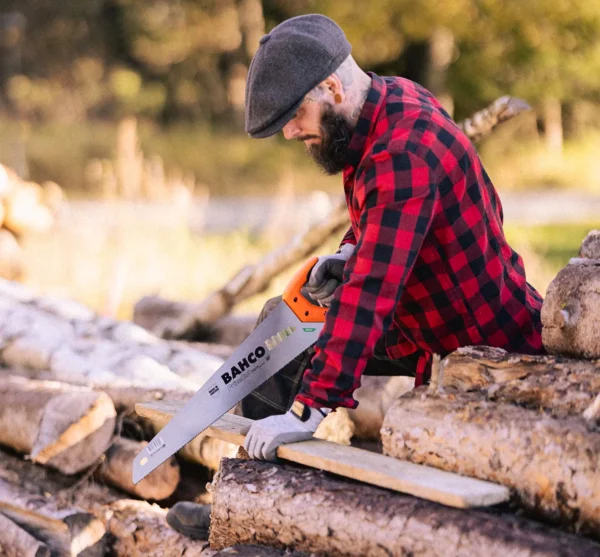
xmin=2 ymin=232 xmax=599 ymax=555
xmin=3 ymin=102 xmax=599 ymax=554
xmin=0 ymin=163 xmax=65 ymax=280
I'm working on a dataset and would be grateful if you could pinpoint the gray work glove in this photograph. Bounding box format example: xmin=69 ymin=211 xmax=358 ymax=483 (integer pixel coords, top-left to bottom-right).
xmin=243 ymin=401 xmax=331 ymax=461
xmin=302 ymin=243 xmax=355 ymax=307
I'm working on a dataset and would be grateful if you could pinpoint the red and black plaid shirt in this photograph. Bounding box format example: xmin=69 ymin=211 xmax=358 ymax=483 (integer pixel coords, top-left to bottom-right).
xmin=296 ymin=73 xmax=544 ymax=410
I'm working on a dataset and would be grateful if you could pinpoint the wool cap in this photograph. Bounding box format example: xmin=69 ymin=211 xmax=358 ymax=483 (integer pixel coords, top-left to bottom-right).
xmin=245 ymin=14 xmax=352 ymax=139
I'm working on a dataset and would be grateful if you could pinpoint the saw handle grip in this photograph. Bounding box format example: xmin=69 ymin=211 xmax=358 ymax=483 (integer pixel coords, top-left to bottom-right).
xmin=282 ymin=257 xmax=327 ymax=323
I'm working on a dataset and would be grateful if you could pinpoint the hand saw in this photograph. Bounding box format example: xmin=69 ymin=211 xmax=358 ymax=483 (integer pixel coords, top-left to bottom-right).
xmin=132 ymin=257 xmax=326 ymax=484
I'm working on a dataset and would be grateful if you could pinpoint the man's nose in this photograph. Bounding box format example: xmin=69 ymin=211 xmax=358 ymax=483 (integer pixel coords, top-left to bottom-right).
xmin=282 ymin=120 xmax=299 ymax=140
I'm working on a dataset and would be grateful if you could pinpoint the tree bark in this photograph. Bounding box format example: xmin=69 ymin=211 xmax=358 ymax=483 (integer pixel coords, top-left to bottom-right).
xmin=381 ymin=389 xmax=600 ymax=537
xmin=441 ymin=346 xmax=600 ymax=422
xmin=212 ymin=546 xmax=307 ymax=557
xmin=0 ymin=448 xmax=214 ymax=556
xmin=96 ymin=437 xmax=180 ymax=501
xmin=0 ymin=280 xmax=224 ymax=389
xmin=209 ymin=458 xmax=600 ymax=556
xmin=106 ymin=499 xmax=213 ymax=557
xmin=457 ymin=96 xmax=531 ymax=143
xmin=0 ymin=479 xmax=107 ymax=557
xmin=541 ymin=258 xmax=600 ymax=359
xmin=0 ymin=375 xmax=116 ymax=475
xmin=0 ymin=512 xmax=49 ymax=557
xmin=580 ymin=230 xmax=600 ymax=259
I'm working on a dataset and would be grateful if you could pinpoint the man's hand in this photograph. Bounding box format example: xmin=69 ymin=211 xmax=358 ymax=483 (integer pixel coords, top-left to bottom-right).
xmin=302 ymin=243 xmax=354 ymax=306
xmin=243 ymin=401 xmax=331 ymax=461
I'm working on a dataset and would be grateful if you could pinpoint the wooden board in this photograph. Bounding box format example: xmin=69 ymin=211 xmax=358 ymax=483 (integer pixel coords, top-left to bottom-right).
xmin=135 ymin=400 xmax=510 ymax=509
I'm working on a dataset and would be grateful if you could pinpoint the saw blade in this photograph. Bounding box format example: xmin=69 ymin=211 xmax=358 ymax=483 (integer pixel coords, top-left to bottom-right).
xmin=132 ymin=301 xmax=323 ymax=483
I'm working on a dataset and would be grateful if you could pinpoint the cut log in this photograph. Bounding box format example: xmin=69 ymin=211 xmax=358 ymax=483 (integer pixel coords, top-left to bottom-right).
xmin=457 ymin=96 xmax=531 ymax=143
xmin=96 ymin=437 xmax=180 ymax=500
xmin=348 ymin=376 xmax=414 ymax=439
xmin=136 ymin=401 xmax=509 ymax=508
xmin=0 ymin=448 xmax=215 ymax=556
xmin=209 ymin=458 xmax=600 ymax=556
xmin=542 ymin=259 xmax=600 ymax=358
xmin=0 ymin=512 xmax=49 ymax=557
xmin=0 ymin=279 xmax=224 ymax=389
xmin=0 ymin=229 xmax=23 ymax=281
xmin=381 ymin=389 xmax=600 ymax=536
xmin=2 ymin=181 xmax=54 ymax=236
xmin=0 ymin=375 xmax=116 ymax=475
xmin=441 ymin=346 xmax=600 ymax=422
xmin=0 ymin=479 xmax=107 ymax=557
xmin=580 ymin=230 xmax=600 ymax=259
xmin=106 ymin=499 xmax=213 ymax=557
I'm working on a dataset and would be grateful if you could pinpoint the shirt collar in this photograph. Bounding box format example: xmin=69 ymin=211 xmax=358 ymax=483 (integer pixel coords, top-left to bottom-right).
xmin=344 ymin=72 xmax=387 ymax=172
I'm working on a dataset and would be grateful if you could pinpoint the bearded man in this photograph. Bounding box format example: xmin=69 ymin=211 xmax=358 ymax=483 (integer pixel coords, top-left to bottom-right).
xmin=166 ymin=13 xmax=544 ymax=537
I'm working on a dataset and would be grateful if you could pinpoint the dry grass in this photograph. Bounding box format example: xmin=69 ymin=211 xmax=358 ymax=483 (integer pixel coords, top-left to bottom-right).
xmin=17 ymin=196 xmax=591 ymax=322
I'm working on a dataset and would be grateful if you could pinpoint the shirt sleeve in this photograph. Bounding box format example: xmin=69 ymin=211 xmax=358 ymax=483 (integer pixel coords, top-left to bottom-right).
xmin=296 ymin=151 xmax=439 ymax=410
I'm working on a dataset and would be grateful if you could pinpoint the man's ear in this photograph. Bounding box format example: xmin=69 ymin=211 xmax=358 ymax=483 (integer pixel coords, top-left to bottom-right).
xmin=320 ymin=74 xmax=345 ymax=105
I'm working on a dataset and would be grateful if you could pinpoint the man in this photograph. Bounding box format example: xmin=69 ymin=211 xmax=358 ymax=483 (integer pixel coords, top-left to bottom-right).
xmin=166 ymin=13 xmax=543 ymax=536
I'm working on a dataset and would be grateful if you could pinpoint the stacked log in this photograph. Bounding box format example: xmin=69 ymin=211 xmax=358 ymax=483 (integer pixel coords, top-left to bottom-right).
xmin=0 ymin=278 xmax=225 ymax=391
xmin=0 ymin=164 xmax=63 ymax=280
xmin=97 ymin=437 xmax=181 ymax=501
xmin=441 ymin=345 xmax=600 ymax=422
xmin=381 ymin=389 xmax=600 ymax=537
xmin=0 ymin=513 xmax=50 ymax=557
xmin=209 ymin=458 xmax=600 ymax=556
xmin=0 ymin=375 xmax=116 ymax=475
xmin=542 ymin=229 xmax=600 ymax=359
xmin=0 ymin=478 xmax=108 ymax=556
xmin=0 ymin=447 xmax=214 ymax=557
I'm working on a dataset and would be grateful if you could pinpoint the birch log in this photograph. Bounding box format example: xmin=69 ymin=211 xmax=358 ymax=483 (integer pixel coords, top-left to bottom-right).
xmin=0 ymin=479 xmax=107 ymax=557
xmin=441 ymin=346 xmax=600 ymax=422
xmin=96 ymin=437 xmax=180 ymax=500
xmin=0 ymin=512 xmax=50 ymax=557
xmin=381 ymin=389 xmax=600 ymax=536
xmin=0 ymin=375 xmax=116 ymax=475
xmin=0 ymin=278 xmax=224 ymax=390
xmin=541 ymin=258 xmax=600 ymax=359
xmin=209 ymin=458 xmax=600 ymax=556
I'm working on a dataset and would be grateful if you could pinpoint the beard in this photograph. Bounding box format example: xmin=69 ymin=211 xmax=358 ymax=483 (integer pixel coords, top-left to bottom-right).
xmin=306 ymin=104 xmax=353 ymax=175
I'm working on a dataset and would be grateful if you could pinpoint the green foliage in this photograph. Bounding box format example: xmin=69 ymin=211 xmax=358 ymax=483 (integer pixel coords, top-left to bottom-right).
xmin=2 ymin=0 xmax=600 ymax=124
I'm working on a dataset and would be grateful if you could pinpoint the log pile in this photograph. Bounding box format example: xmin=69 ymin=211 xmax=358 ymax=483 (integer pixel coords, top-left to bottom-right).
xmin=542 ymin=229 xmax=600 ymax=359
xmin=4 ymin=104 xmax=600 ymax=555
xmin=208 ymin=458 xmax=600 ymax=556
xmin=0 ymin=164 xmax=64 ymax=280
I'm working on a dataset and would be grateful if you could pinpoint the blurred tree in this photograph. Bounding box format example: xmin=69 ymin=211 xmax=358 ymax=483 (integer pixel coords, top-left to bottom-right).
xmin=0 ymin=0 xmax=599 ymax=149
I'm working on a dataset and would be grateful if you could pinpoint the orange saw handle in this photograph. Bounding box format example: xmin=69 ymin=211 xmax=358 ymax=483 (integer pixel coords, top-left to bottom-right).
xmin=282 ymin=257 xmax=327 ymax=323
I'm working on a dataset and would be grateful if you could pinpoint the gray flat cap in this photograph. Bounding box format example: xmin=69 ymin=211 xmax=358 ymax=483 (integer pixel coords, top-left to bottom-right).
xmin=245 ymin=14 xmax=351 ymax=139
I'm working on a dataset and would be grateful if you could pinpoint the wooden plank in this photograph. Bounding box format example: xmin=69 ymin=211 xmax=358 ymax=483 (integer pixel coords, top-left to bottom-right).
xmin=136 ymin=400 xmax=510 ymax=509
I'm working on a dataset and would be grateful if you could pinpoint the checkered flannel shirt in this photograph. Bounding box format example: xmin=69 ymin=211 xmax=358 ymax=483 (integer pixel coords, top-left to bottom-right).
xmin=296 ymin=73 xmax=544 ymax=410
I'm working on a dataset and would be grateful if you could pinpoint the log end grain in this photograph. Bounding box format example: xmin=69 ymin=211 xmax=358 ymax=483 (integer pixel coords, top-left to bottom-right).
xmin=541 ymin=262 xmax=600 ymax=359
